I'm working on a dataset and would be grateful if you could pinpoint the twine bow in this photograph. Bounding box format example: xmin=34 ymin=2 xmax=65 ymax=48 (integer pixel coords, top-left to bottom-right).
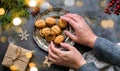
xmin=7 ymin=47 xmax=26 ymax=66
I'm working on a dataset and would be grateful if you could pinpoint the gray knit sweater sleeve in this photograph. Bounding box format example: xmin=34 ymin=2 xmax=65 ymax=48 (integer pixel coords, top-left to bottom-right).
xmin=78 ymin=37 xmax=120 ymax=71
xmin=94 ymin=37 xmax=120 ymax=66
xmin=77 ymin=62 xmax=99 ymax=71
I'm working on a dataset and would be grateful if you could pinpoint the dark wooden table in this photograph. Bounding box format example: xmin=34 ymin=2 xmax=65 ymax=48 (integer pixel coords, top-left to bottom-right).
xmin=0 ymin=0 xmax=120 ymax=71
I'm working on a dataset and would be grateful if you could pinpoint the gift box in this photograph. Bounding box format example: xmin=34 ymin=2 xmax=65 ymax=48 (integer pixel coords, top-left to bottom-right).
xmin=2 ymin=43 xmax=33 ymax=71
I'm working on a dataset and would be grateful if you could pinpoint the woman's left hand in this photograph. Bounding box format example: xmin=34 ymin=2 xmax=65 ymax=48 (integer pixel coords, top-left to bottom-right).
xmin=48 ymin=42 xmax=86 ymax=69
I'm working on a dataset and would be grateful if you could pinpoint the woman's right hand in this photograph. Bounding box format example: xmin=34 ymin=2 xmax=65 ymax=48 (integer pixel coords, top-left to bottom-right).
xmin=61 ymin=13 xmax=97 ymax=48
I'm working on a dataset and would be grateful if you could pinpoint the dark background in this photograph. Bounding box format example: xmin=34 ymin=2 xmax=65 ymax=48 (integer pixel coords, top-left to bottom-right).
xmin=0 ymin=0 xmax=120 ymax=71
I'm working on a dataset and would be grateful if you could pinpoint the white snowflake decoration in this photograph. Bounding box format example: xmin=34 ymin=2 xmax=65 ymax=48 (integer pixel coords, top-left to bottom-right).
xmin=18 ymin=31 xmax=30 ymax=40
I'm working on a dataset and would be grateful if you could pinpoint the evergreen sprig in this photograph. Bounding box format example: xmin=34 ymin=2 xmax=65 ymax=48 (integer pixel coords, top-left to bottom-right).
xmin=0 ymin=0 xmax=30 ymax=26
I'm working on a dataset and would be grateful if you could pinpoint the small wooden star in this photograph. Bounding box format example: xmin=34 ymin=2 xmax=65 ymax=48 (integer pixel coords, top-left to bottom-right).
xmin=18 ymin=31 xmax=30 ymax=40
xmin=43 ymin=56 xmax=52 ymax=67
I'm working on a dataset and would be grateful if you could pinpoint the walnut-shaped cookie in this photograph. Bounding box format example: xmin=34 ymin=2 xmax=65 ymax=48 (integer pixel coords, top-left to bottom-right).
xmin=35 ymin=19 xmax=46 ymax=29
xmin=46 ymin=17 xmax=56 ymax=26
xmin=41 ymin=27 xmax=51 ymax=37
xmin=51 ymin=25 xmax=61 ymax=35
xmin=39 ymin=29 xmax=44 ymax=37
xmin=45 ymin=32 xmax=56 ymax=42
xmin=54 ymin=35 xmax=64 ymax=45
xmin=58 ymin=19 xmax=67 ymax=29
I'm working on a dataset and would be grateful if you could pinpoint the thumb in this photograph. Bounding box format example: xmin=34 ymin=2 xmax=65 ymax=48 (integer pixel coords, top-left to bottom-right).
xmin=60 ymin=43 xmax=74 ymax=51
xmin=64 ymin=30 xmax=77 ymax=41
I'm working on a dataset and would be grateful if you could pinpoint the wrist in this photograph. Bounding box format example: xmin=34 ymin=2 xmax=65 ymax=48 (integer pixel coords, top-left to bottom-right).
xmin=74 ymin=58 xmax=86 ymax=70
xmin=88 ymin=35 xmax=98 ymax=48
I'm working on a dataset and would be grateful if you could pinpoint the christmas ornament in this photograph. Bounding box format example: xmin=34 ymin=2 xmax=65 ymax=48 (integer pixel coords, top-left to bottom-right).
xmin=18 ymin=30 xmax=30 ymax=40
xmin=43 ymin=56 xmax=52 ymax=67
xmin=105 ymin=0 xmax=120 ymax=15
xmin=0 ymin=8 xmax=5 ymax=15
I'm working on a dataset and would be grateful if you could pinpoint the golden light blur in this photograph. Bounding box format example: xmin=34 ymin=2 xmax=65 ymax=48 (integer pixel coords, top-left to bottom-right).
xmin=100 ymin=0 xmax=107 ymax=8
xmin=0 ymin=8 xmax=5 ymax=15
xmin=29 ymin=63 xmax=36 ymax=67
xmin=10 ymin=65 xmax=18 ymax=71
xmin=26 ymin=52 xmax=32 ymax=58
xmin=0 ymin=36 xmax=7 ymax=43
xmin=28 ymin=0 xmax=37 ymax=7
xmin=101 ymin=20 xmax=114 ymax=28
xmin=36 ymin=0 xmax=44 ymax=5
xmin=76 ymin=1 xmax=84 ymax=7
xmin=13 ymin=17 xmax=22 ymax=26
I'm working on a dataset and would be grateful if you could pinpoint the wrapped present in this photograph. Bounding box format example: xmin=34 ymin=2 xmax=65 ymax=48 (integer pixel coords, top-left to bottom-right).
xmin=2 ymin=43 xmax=33 ymax=71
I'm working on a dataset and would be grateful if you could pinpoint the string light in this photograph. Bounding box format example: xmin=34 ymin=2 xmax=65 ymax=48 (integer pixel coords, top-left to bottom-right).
xmin=13 ymin=17 xmax=22 ymax=26
xmin=29 ymin=0 xmax=37 ymax=7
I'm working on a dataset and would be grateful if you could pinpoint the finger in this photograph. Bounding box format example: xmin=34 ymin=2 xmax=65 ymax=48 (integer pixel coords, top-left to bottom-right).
xmin=60 ymin=43 xmax=74 ymax=51
xmin=48 ymin=55 xmax=56 ymax=63
xmin=48 ymin=44 xmax=60 ymax=59
xmin=60 ymin=16 xmax=77 ymax=29
xmin=64 ymin=30 xmax=77 ymax=41
xmin=50 ymin=42 xmax=62 ymax=56
xmin=65 ymin=13 xmax=80 ymax=22
xmin=74 ymin=14 xmax=86 ymax=23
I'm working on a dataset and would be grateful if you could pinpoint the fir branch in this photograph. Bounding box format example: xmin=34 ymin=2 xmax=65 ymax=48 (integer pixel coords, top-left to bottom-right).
xmin=0 ymin=0 xmax=30 ymax=26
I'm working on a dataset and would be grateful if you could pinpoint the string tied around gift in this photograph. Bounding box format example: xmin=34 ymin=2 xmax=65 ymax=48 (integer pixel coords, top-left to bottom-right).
xmin=6 ymin=47 xmax=28 ymax=66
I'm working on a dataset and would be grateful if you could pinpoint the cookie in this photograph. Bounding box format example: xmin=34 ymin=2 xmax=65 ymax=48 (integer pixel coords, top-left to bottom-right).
xmin=46 ymin=17 xmax=56 ymax=26
xmin=58 ymin=19 xmax=67 ymax=29
xmin=45 ymin=32 xmax=56 ymax=42
xmin=54 ymin=35 xmax=64 ymax=45
xmin=35 ymin=19 xmax=46 ymax=29
xmin=41 ymin=27 xmax=51 ymax=37
xmin=51 ymin=25 xmax=61 ymax=35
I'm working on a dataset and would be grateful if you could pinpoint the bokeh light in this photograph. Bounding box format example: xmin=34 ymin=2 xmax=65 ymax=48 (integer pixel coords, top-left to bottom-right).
xmin=29 ymin=0 xmax=37 ymax=7
xmin=41 ymin=2 xmax=52 ymax=9
xmin=64 ymin=0 xmax=75 ymax=6
xmin=30 ymin=67 xmax=38 ymax=71
xmin=0 ymin=8 xmax=5 ymax=15
xmin=13 ymin=17 xmax=22 ymax=26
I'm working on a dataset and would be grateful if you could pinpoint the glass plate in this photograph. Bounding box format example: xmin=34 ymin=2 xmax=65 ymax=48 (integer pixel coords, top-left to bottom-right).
xmin=33 ymin=8 xmax=74 ymax=52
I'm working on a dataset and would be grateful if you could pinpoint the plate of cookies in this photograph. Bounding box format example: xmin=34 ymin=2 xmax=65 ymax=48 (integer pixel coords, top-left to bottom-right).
xmin=33 ymin=8 xmax=74 ymax=52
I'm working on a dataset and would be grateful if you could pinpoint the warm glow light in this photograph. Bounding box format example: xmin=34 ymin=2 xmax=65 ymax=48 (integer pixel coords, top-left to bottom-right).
xmin=30 ymin=67 xmax=38 ymax=71
xmin=0 ymin=8 xmax=5 ymax=15
xmin=13 ymin=17 xmax=22 ymax=26
xmin=29 ymin=0 xmax=37 ymax=7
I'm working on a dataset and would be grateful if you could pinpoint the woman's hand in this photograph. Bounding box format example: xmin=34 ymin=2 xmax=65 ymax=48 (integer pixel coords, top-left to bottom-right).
xmin=61 ymin=13 xmax=97 ymax=48
xmin=48 ymin=42 xmax=86 ymax=69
